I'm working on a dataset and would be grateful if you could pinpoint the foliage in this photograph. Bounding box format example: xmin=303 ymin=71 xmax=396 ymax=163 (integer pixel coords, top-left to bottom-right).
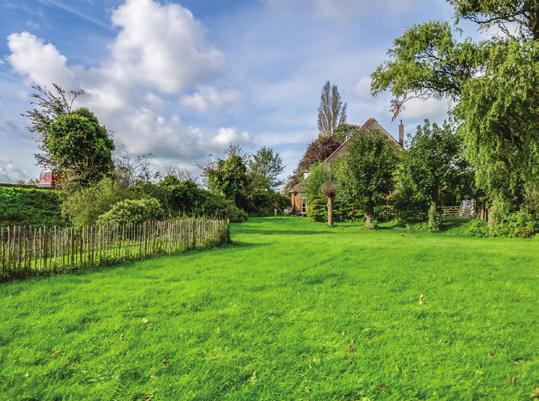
xmin=332 ymin=123 xmax=360 ymax=142
xmin=306 ymin=196 xmax=327 ymax=223
xmin=371 ymin=0 xmax=538 ymax=228
xmin=45 ymin=109 xmax=115 ymax=187
xmin=97 ymin=198 xmax=165 ymax=226
xmin=113 ymin=151 xmax=161 ymax=189
xmin=455 ymin=39 xmax=538 ymax=224
xmin=61 ymin=177 xmax=136 ymax=227
xmin=0 ymin=187 xmax=65 ymax=226
xmin=335 ymin=129 xmax=400 ymax=228
xmin=287 ymin=136 xmax=341 ymax=191
xmin=449 ymin=0 xmax=539 ymax=39
xmin=23 ymin=84 xmax=85 ymax=167
xmin=208 ymin=155 xmax=249 ymax=210
xmin=464 ymin=219 xmax=490 ymax=237
xmin=245 ymin=189 xmax=289 ymax=217
xmin=247 ymin=146 xmax=285 ymax=190
xmin=397 ymin=120 xmax=469 ymax=230
xmin=491 ymin=209 xmax=537 ymax=238
xmin=303 ymin=163 xmax=337 ymax=225
xmin=1 ymin=217 xmax=537 ymax=400
xmin=153 ymin=176 xmax=247 ymax=222
xmin=317 ymin=81 xmax=347 ymax=137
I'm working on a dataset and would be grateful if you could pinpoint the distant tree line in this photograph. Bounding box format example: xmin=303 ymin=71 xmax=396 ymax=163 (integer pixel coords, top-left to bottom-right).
xmin=21 ymin=85 xmax=288 ymax=228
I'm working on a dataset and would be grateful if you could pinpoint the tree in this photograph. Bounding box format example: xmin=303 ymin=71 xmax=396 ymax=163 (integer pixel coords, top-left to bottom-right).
xmin=208 ymin=155 xmax=249 ymax=210
xmin=371 ymin=0 xmax=538 ymax=228
xmin=398 ymin=120 xmax=465 ymax=230
xmin=45 ymin=108 xmax=114 ymax=187
xmin=333 ymin=123 xmax=360 ymax=142
xmin=449 ymin=0 xmax=538 ymax=40
xmin=61 ymin=176 xmax=136 ymax=227
xmin=335 ymin=130 xmax=400 ymax=229
xmin=114 ymin=151 xmax=160 ymax=189
xmin=287 ymin=136 xmax=341 ymax=191
xmin=248 ymin=146 xmax=285 ymax=190
xmin=23 ymin=84 xmax=85 ymax=167
xmin=318 ymin=81 xmax=347 ymax=137
xmin=303 ymin=163 xmax=336 ymax=225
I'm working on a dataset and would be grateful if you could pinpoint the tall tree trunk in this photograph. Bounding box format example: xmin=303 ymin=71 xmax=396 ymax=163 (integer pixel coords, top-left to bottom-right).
xmin=364 ymin=212 xmax=375 ymax=229
xmin=428 ymin=200 xmax=439 ymax=230
xmin=327 ymin=196 xmax=334 ymax=226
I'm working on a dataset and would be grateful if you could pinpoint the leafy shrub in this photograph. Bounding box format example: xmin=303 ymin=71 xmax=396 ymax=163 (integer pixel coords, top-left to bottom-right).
xmin=247 ymin=190 xmax=289 ymax=216
xmin=152 ymin=176 xmax=247 ymax=222
xmin=97 ymin=198 xmax=165 ymax=225
xmin=0 ymin=187 xmax=65 ymax=226
xmin=464 ymin=219 xmax=490 ymax=237
xmin=493 ymin=210 xmax=536 ymax=238
xmin=307 ymin=196 xmax=327 ymax=222
xmin=61 ymin=177 xmax=136 ymax=227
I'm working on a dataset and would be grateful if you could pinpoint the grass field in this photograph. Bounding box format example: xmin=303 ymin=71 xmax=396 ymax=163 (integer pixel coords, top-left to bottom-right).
xmin=0 ymin=217 xmax=537 ymax=400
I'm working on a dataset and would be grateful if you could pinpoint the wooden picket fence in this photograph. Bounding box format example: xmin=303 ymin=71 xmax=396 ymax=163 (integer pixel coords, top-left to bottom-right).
xmin=0 ymin=218 xmax=229 ymax=280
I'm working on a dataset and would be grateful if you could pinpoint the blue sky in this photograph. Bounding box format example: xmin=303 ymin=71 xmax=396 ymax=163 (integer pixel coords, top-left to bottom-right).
xmin=0 ymin=0 xmax=458 ymax=183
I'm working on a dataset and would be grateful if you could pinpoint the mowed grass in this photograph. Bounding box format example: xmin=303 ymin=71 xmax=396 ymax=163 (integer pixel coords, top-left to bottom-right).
xmin=0 ymin=218 xmax=537 ymax=401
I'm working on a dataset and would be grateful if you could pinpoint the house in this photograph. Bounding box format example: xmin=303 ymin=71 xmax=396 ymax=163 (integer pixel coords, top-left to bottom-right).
xmin=290 ymin=118 xmax=404 ymax=215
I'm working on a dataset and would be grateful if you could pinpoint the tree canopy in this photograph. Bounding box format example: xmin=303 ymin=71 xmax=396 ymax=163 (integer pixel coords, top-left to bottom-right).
xmin=335 ymin=130 xmax=400 ymax=228
xmin=371 ymin=0 xmax=538 ymax=225
xmin=45 ymin=108 xmax=114 ymax=187
xmin=248 ymin=146 xmax=285 ymax=190
xmin=397 ymin=120 xmax=469 ymax=229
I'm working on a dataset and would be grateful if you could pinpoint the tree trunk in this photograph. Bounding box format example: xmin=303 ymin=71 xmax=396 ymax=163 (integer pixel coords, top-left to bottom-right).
xmin=428 ymin=200 xmax=439 ymax=230
xmin=364 ymin=213 xmax=375 ymax=229
xmin=327 ymin=196 xmax=334 ymax=226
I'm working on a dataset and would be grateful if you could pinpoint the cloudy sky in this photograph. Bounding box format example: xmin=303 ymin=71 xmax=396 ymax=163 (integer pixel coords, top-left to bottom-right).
xmin=0 ymin=0 xmax=459 ymax=183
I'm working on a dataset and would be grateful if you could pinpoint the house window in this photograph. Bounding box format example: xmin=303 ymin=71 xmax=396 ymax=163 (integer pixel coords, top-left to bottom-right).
xmin=301 ymin=198 xmax=307 ymax=214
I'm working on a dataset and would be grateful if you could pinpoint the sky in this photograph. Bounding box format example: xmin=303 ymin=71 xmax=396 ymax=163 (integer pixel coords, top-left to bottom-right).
xmin=0 ymin=0 xmax=459 ymax=183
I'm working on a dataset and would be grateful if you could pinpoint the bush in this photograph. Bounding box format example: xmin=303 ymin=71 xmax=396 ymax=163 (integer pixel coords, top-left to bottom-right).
xmin=97 ymin=198 xmax=165 ymax=225
xmin=307 ymin=196 xmax=327 ymax=222
xmin=464 ymin=219 xmax=490 ymax=237
xmin=493 ymin=210 xmax=536 ymax=238
xmin=247 ymin=190 xmax=289 ymax=216
xmin=61 ymin=177 xmax=136 ymax=227
xmin=0 ymin=187 xmax=65 ymax=226
xmin=152 ymin=176 xmax=247 ymax=222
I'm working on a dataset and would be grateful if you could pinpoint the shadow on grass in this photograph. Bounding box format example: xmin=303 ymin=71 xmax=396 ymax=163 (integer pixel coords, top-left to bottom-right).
xmin=440 ymin=217 xmax=471 ymax=232
xmin=229 ymin=240 xmax=272 ymax=248
xmin=234 ymin=228 xmax=335 ymax=236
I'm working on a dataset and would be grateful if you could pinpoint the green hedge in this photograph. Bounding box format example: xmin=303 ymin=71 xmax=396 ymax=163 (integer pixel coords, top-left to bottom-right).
xmin=0 ymin=187 xmax=65 ymax=226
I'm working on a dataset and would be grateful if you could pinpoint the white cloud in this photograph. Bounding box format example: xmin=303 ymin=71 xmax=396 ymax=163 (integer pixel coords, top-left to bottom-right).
xmin=109 ymin=0 xmax=222 ymax=93
xmin=210 ymin=127 xmax=251 ymax=148
xmin=353 ymin=76 xmax=372 ymax=98
xmin=5 ymin=0 xmax=242 ymax=169
xmin=180 ymin=86 xmax=242 ymax=113
xmin=0 ymin=157 xmax=29 ymax=183
xmin=399 ymin=97 xmax=450 ymax=122
xmin=7 ymin=32 xmax=75 ymax=88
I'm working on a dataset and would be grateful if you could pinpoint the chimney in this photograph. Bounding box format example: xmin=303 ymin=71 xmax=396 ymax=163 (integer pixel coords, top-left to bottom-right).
xmin=399 ymin=120 xmax=404 ymax=147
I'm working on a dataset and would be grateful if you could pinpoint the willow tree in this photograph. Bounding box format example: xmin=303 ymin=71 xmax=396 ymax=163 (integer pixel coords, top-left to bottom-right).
xmin=371 ymin=0 xmax=538 ymax=227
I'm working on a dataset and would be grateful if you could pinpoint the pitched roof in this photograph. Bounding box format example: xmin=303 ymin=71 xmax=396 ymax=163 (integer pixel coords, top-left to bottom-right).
xmin=323 ymin=118 xmax=399 ymax=165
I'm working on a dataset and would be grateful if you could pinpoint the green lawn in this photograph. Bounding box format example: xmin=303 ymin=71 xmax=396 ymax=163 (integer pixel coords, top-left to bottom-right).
xmin=0 ymin=217 xmax=537 ymax=401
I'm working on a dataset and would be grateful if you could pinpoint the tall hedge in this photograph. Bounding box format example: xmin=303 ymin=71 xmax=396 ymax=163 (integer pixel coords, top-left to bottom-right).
xmin=0 ymin=187 xmax=65 ymax=226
